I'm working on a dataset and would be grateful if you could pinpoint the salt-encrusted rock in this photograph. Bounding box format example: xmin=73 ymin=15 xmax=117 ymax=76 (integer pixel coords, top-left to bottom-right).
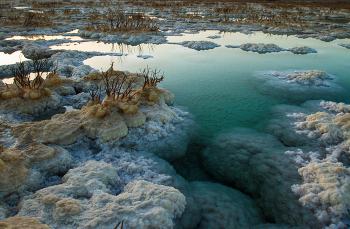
xmin=0 ymin=142 xmax=72 ymax=198
xmin=338 ymin=43 xmax=350 ymax=49
xmin=239 ymin=43 xmax=285 ymax=53
xmin=180 ymin=41 xmax=221 ymax=50
xmin=254 ymin=70 xmax=343 ymax=102
xmin=185 ymin=181 xmax=265 ymax=229
xmin=16 ymin=161 xmax=186 ymax=229
xmin=200 ymin=128 xmax=322 ymax=228
xmin=0 ymin=217 xmax=51 ymax=229
xmin=286 ymin=46 xmax=317 ymax=54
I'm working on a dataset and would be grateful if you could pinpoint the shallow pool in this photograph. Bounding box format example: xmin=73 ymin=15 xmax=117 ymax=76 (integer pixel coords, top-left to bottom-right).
xmin=16 ymin=31 xmax=350 ymax=140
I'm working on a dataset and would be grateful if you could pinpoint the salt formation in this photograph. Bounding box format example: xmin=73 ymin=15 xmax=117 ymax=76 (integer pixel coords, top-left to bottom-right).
xmin=263 ymin=100 xmax=350 ymax=228
xmin=292 ymin=161 xmax=350 ymax=228
xmin=11 ymin=65 xmax=197 ymax=161
xmin=0 ymin=142 xmax=72 ymax=198
xmin=200 ymin=128 xmax=323 ymax=228
xmin=0 ymin=217 xmax=51 ymax=229
xmin=293 ymin=101 xmax=350 ymax=145
xmin=338 ymin=43 xmax=350 ymax=49
xmin=180 ymin=41 xmax=221 ymax=50
xmin=254 ymin=70 xmax=343 ymax=102
xmin=14 ymin=161 xmax=186 ymax=229
xmin=0 ymin=68 xmax=77 ymax=116
xmin=227 ymin=43 xmax=285 ymax=53
xmin=286 ymin=46 xmax=317 ymax=54
xmin=50 ymin=50 xmax=123 ymax=78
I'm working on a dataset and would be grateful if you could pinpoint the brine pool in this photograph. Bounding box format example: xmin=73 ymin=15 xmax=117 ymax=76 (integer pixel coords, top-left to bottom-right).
xmin=3 ymin=30 xmax=350 ymax=141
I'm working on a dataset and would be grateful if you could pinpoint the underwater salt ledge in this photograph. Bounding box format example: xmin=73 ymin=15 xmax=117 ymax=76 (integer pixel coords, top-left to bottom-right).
xmin=200 ymin=100 xmax=350 ymax=229
xmin=253 ymin=70 xmax=344 ymax=102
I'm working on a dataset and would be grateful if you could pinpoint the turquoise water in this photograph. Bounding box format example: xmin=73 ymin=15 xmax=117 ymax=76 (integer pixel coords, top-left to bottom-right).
xmin=53 ymin=31 xmax=350 ymax=140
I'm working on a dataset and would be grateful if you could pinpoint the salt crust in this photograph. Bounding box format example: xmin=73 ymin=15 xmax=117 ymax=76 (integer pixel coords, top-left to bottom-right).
xmin=286 ymin=46 xmax=317 ymax=54
xmin=291 ymin=160 xmax=350 ymax=229
xmin=0 ymin=217 xmax=51 ymax=229
xmin=200 ymin=127 xmax=322 ymax=228
xmin=50 ymin=50 xmax=123 ymax=78
xmin=15 ymin=161 xmax=186 ymax=229
xmin=254 ymin=70 xmax=343 ymax=102
xmin=180 ymin=41 xmax=221 ymax=50
xmin=239 ymin=43 xmax=285 ymax=53
xmin=293 ymin=101 xmax=350 ymax=146
xmin=0 ymin=142 xmax=73 ymax=199
xmin=37 ymin=144 xmax=268 ymax=229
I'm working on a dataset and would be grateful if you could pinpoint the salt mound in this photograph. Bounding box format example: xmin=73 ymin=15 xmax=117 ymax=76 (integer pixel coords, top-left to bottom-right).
xmin=239 ymin=43 xmax=285 ymax=53
xmin=292 ymin=161 xmax=350 ymax=228
xmin=185 ymin=181 xmax=265 ymax=229
xmin=180 ymin=41 xmax=221 ymax=50
xmin=15 ymin=161 xmax=186 ymax=229
xmin=254 ymin=70 xmax=343 ymax=102
xmin=200 ymin=128 xmax=322 ymax=228
xmin=286 ymin=46 xmax=317 ymax=54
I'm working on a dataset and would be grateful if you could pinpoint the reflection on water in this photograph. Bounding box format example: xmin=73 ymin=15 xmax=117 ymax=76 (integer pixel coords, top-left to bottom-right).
xmin=50 ymin=41 xmax=156 ymax=56
xmin=0 ymin=51 xmax=29 ymax=66
xmin=2 ymin=72 xmax=49 ymax=85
